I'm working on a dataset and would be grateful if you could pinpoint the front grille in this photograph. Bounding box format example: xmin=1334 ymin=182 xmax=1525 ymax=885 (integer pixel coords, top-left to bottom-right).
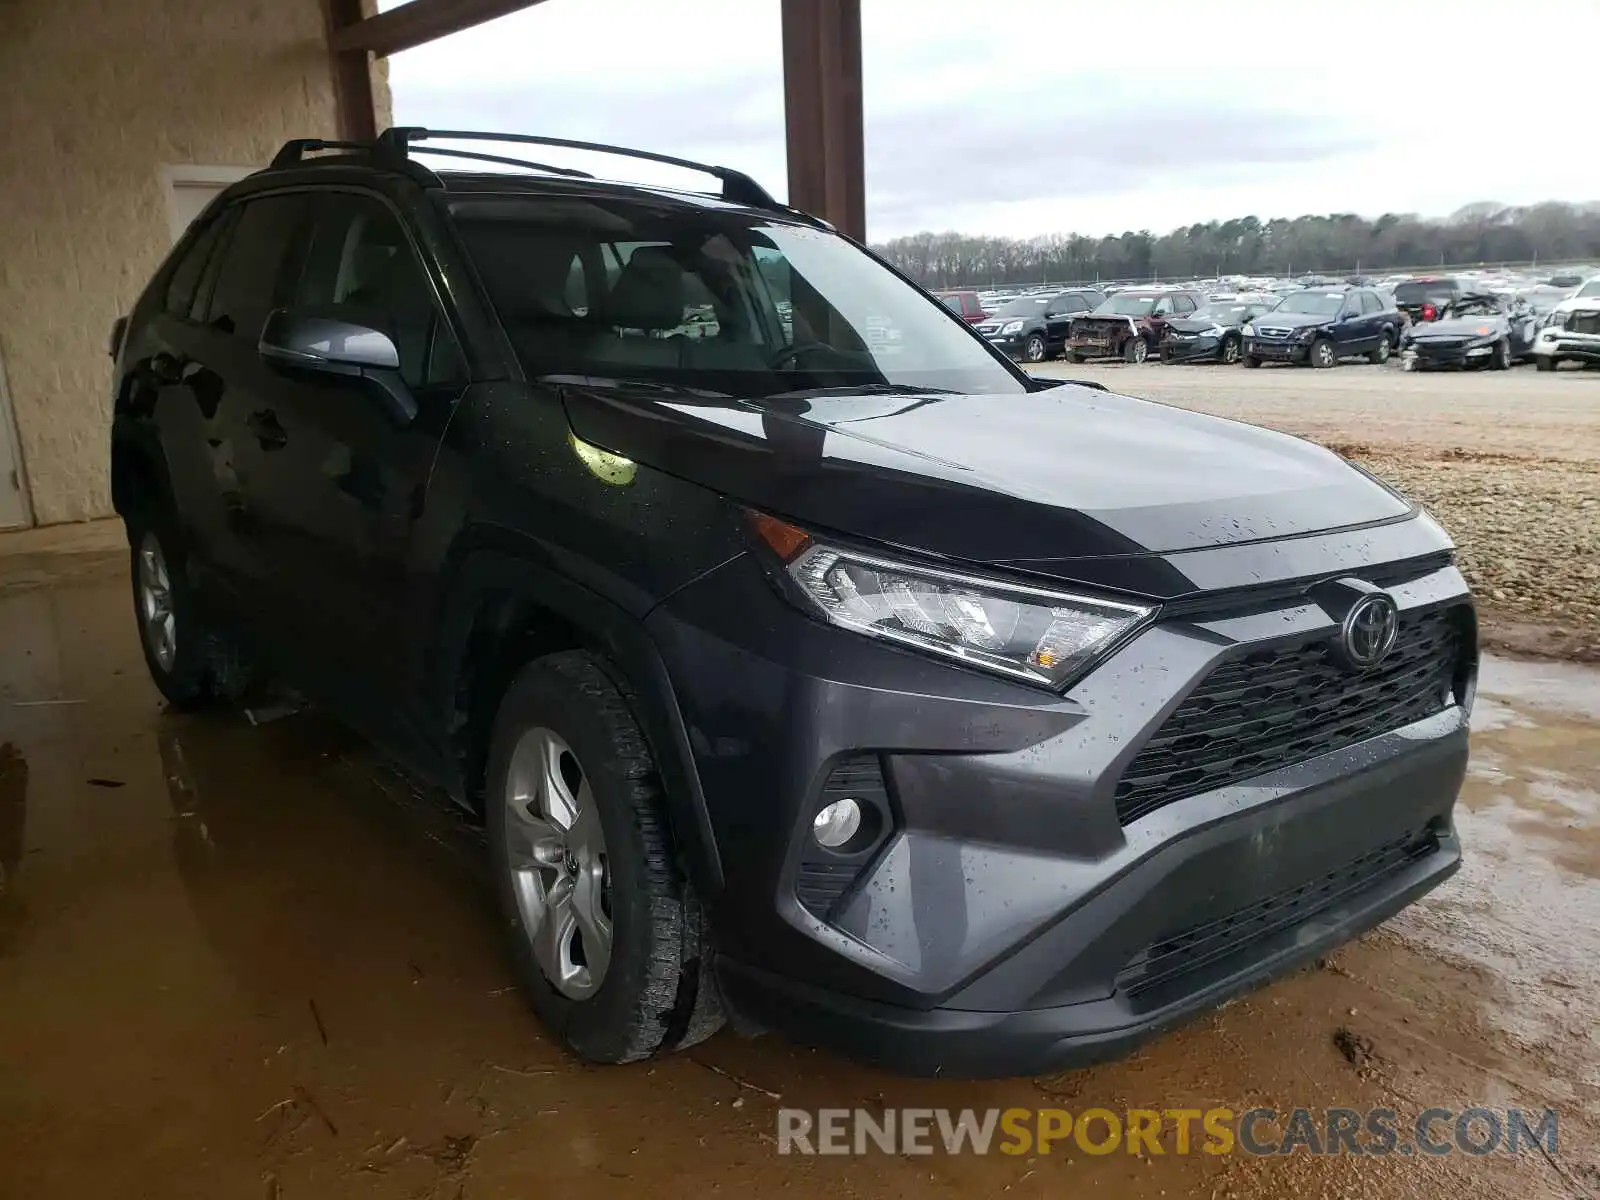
xmin=1115 ymin=829 xmax=1439 ymax=999
xmin=1257 ymin=326 xmax=1293 ymax=339
xmin=1113 ymin=606 xmax=1466 ymax=826
xmin=1569 ymin=312 xmax=1600 ymax=335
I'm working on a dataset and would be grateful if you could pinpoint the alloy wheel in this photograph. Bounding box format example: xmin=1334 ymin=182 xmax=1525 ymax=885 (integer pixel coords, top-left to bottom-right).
xmin=1024 ymin=334 xmax=1045 ymax=363
xmin=1128 ymin=338 xmax=1148 ymax=364
xmin=137 ymin=531 xmax=177 ymax=672
xmin=503 ymin=727 xmax=612 ymax=999
xmin=1315 ymin=341 xmax=1336 ymax=368
xmin=1221 ymin=338 xmax=1240 ymax=364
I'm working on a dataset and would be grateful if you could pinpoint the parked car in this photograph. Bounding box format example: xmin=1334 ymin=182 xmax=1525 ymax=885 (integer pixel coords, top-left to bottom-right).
xmin=1159 ymin=299 xmax=1279 ymax=365
xmin=108 ymin=128 xmax=1475 ymax=1079
xmin=1067 ymin=289 xmax=1205 ymax=363
xmin=1399 ymin=294 xmax=1538 ymax=371
xmin=1243 ymin=287 xmax=1401 ymax=368
xmin=934 ymin=289 xmax=987 ymax=325
xmin=1393 ymin=277 xmax=1465 ymax=325
xmin=1532 ymin=291 xmax=1600 ymax=371
xmin=1547 ymin=273 xmax=1585 ymax=289
xmin=974 ymin=288 xmax=1105 ymax=362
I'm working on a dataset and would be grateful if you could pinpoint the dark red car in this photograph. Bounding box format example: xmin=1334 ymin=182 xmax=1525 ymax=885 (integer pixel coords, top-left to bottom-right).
xmin=1067 ymin=289 xmax=1206 ymax=363
xmin=934 ymin=289 xmax=987 ymax=324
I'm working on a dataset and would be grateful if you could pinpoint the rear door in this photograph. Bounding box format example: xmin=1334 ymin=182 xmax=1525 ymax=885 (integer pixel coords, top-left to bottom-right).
xmin=1043 ymin=292 xmax=1087 ymax=349
xmin=232 ymin=189 xmax=466 ymax=734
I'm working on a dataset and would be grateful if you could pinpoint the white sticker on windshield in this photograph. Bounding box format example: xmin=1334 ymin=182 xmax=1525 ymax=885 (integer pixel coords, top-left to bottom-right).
xmin=1326 ymin=292 xmax=1345 ymax=298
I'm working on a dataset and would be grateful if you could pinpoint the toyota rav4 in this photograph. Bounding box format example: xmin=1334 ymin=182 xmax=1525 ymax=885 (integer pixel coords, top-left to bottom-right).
xmin=108 ymin=128 xmax=1476 ymax=1078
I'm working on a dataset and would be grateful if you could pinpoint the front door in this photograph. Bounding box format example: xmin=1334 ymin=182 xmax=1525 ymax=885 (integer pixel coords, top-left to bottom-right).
xmin=233 ymin=191 xmax=466 ymax=742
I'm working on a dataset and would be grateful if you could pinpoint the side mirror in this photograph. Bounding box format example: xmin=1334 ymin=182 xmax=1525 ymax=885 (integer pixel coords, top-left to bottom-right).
xmin=258 ymin=309 xmax=417 ymax=425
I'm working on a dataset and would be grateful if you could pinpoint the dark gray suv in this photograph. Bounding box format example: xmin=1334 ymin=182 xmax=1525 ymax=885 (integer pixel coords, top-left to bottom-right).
xmin=108 ymin=128 xmax=1475 ymax=1077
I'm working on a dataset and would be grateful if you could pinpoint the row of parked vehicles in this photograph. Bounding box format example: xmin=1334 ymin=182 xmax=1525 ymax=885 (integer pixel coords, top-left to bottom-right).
xmin=938 ymin=275 xmax=1600 ymax=371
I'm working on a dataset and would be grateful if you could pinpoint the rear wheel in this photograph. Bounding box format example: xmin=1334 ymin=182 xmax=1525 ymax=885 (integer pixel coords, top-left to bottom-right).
xmin=1124 ymin=336 xmax=1149 ymax=364
xmin=1368 ymin=336 xmax=1391 ymax=364
xmin=126 ymin=509 xmax=251 ymax=710
xmin=487 ymin=651 xmax=723 ymax=1064
xmin=1492 ymin=339 xmax=1512 ymax=370
xmin=1310 ymin=337 xmax=1337 ymax=368
xmin=1022 ymin=333 xmax=1047 ymax=363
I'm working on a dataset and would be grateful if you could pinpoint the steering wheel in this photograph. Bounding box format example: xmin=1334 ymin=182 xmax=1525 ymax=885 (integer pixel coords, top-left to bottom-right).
xmin=769 ymin=341 xmax=853 ymax=370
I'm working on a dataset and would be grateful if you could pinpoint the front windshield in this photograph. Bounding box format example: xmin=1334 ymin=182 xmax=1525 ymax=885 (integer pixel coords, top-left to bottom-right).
xmin=450 ymin=197 xmax=1024 ymax=397
xmin=1577 ymin=280 xmax=1600 ymax=298
xmin=1274 ymin=291 xmax=1347 ymax=317
xmin=1192 ymin=303 xmax=1253 ymax=323
xmin=1096 ymin=294 xmax=1158 ymax=316
xmin=993 ymin=295 xmax=1050 ymax=318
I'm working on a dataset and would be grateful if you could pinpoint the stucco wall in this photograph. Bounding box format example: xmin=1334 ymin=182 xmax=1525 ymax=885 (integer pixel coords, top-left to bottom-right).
xmin=0 ymin=0 xmax=392 ymax=525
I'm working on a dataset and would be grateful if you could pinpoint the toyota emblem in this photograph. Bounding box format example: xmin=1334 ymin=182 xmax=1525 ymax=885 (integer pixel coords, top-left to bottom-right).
xmin=1339 ymin=593 xmax=1400 ymax=671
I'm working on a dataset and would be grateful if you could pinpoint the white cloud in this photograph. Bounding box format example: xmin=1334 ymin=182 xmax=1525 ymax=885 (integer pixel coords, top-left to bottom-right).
xmin=386 ymin=0 xmax=1600 ymax=239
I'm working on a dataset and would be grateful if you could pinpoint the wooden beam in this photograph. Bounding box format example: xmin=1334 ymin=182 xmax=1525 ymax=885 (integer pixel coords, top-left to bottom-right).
xmin=330 ymin=0 xmax=550 ymax=58
xmin=323 ymin=0 xmax=378 ymax=140
xmin=781 ymin=0 xmax=864 ymax=242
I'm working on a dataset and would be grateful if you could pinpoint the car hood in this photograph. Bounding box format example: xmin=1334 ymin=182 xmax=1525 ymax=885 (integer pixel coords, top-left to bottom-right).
xmin=1251 ymin=311 xmax=1331 ymax=330
xmin=560 ymin=383 xmax=1412 ymax=581
xmin=1166 ymin=317 xmax=1232 ymax=334
xmin=1410 ymin=315 xmax=1503 ymax=339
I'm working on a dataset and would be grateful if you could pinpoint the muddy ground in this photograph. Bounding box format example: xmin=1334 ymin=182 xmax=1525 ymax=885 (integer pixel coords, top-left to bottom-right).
xmin=2 ymin=538 xmax=1597 ymax=1197
xmin=1036 ymin=360 xmax=1600 ymax=662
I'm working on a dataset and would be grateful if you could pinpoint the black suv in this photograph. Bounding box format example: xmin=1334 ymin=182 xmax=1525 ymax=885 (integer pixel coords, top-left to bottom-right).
xmin=974 ymin=288 xmax=1105 ymax=362
xmin=109 ymin=129 xmax=1475 ymax=1078
xmin=1243 ymin=287 xmax=1403 ymax=368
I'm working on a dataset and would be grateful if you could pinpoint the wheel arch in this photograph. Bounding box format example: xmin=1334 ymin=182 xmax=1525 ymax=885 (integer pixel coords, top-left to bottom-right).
xmin=431 ymin=545 xmax=724 ymax=896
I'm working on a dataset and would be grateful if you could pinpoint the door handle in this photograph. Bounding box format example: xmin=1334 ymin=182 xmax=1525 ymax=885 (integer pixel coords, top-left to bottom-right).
xmin=247 ymin=410 xmax=288 ymax=451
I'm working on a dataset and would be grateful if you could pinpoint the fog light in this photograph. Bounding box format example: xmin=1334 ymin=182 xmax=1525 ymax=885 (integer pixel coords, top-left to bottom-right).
xmin=812 ymin=798 xmax=863 ymax=849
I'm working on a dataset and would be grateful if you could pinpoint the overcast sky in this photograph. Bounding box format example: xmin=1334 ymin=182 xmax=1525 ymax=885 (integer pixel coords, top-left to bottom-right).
xmin=388 ymin=0 xmax=1600 ymax=241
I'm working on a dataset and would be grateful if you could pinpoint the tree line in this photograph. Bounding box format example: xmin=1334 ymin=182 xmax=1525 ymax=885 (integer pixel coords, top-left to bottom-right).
xmin=872 ymin=202 xmax=1600 ymax=288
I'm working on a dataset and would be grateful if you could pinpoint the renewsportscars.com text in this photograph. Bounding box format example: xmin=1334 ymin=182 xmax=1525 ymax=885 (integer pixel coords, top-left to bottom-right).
xmin=776 ymin=1106 xmax=1559 ymax=1158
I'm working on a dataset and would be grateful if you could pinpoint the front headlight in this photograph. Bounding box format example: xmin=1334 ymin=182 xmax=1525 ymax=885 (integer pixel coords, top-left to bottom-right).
xmin=1295 ymin=327 xmax=1318 ymax=342
xmin=1241 ymin=323 xmax=1255 ymax=336
xmin=1000 ymin=320 xmax=1024 ymax=334
xmin=780 ymin=541 xmax=1154 ymax=688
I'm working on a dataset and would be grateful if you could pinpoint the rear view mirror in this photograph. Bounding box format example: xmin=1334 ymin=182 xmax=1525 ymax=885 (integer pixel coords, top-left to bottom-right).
xmin=259 ymin=309 xmax=416 ymax=424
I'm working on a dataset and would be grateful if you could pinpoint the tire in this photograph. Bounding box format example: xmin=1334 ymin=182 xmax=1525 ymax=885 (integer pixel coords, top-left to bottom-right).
xmin=1160 ymin=346 xmax=1175 ymax=364
xmin=1368 ymin=336 xmax=1391 ymax=365
xmin=1124 ymin=336 xmax=1149 ymax=364
xmin=1022 ymin=333 xmax=1047 ymax=363
xmin=1536 ymin=356 xmax=1557 ymax=372
xmin=1309 ymin=337 xmax=1337 ymax=368
xmin=126 ymin=507 xmax=251 ymax=710
xmin=486 ymin=650 xmax=723 ymax=1064
xmin=1244 ymin=355 xmax=1262 ymax=369
xmin=1067 ymin=350 xmax=1083 ymax=364
xmin=1220 ymin=335 xmax=1241 ymax=365
xmin=1492 ymin=340 xmax=1512 ymax=370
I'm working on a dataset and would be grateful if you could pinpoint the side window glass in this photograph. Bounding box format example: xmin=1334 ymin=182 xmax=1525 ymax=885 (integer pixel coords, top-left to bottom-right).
xmin=295 ymin=193 xmax=463 ymax=389
xmin=204 ymin=196 xmax=308 ymax=336
xmin=1174 ymin=295 xmax=1196 ymax=313
xmin=1153 ymin=297 xmax=1173 ymax=316
xmin=1363 ymin=292 xmax=1383 ymax=315
xmin=164 ymin=216 xmax=226 ymax=317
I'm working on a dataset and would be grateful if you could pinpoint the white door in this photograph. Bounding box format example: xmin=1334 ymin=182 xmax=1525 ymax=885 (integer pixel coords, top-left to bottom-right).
xmin=159 ymin=166 xmax=256 ymax=241
xmin=0 ymin=348 xmax=29 ymax=529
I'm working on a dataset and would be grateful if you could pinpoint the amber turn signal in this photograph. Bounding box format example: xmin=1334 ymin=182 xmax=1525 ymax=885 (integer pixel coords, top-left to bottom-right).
xmin=746 ymin=511 xmax=811 ymax=562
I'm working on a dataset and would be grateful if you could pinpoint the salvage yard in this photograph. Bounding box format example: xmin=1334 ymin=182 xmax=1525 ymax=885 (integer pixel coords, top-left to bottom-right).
xmin=1036 ymin=361 xmax=1600 ymax=662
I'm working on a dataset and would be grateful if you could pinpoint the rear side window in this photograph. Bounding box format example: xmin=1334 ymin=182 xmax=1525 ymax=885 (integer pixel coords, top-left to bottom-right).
xmin=203 ymin=195 xmax=309 ymax=335
xmin=1173 ymin=295 xmax=1197 ymax=314
xmin=1359 ymin=291 xmax=1382 ymax=315
xmin=163 ymin=216 xmax=228 ymax=317
xmin=1395 ymin=280 xmax=1458 ymax=304
xmin=293 ymin=192 xmax=464 ymax=389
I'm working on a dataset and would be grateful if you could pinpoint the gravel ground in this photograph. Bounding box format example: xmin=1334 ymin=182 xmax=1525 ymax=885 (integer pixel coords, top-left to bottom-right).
xmin=1034 ymin=360 xmax=1600 ymax=661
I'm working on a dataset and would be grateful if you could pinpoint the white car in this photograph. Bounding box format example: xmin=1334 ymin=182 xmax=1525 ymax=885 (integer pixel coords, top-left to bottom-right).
xmin=1531 ymin=277 xmax=1600 ymax=371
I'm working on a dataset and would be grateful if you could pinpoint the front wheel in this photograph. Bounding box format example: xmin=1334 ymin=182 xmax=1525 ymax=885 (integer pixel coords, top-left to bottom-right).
xmin=1492 ymin=340 xmax=1512 ymax=370
xmin=1309 ymin=337 xmax=1337 ymax=368
xmin=1066 ymin=350 xmax=1084 ymax=363
xmin=1124 ymin=336 xmax=1149 ymax=364
xmin=1220 ymin=336 xmax=1241 ymax=365
xmin=1022 ymin=333 xmax=1047 ymax=363
xmin=1243 ymin=354 xmax=1262 ymax=368
xmin=1535 ymin=356 xmax=1558 ymax=372
xmin=487 ymin=651 xmax=723 ymax=1064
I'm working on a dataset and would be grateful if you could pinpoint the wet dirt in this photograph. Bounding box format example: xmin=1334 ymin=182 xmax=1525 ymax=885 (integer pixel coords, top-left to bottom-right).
xmin=1 ymin=560 xmax=1597 ymax=1199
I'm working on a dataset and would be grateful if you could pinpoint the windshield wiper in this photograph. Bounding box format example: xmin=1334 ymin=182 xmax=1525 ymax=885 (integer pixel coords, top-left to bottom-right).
xmin=763 ymin=382 xmax=961 ymax=401
xmin=538 ymin=373 xmax=735 ymax=400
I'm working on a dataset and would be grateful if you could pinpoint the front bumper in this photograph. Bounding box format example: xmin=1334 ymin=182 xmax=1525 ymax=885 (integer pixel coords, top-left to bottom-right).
xmin=1401 ymin=342 xmax=1494 ymax=370
xmin=1244 ymin=337 xmax=1309 ymax=362
xmin=982 ymin=331 xmax=1024 ymax=356
xmin=1161 ymin=334 xmax=1223 ymax=362
xmin=647 ymin=535 xmax=1473 ymax=1077
xmin=1533 ymin=334 xmax=1600 ymax=362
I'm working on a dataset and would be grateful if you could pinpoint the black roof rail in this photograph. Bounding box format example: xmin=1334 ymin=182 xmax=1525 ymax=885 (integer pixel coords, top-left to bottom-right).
xmin=398 ymin=144 xmax=596 ymax=179
xmin=268 ymin=137 xmax=442 ymax=186
xmin=270 ymin=138 xmax=369 ymax=167
xmin=377 ymin=127 xmax=785 ymax=212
